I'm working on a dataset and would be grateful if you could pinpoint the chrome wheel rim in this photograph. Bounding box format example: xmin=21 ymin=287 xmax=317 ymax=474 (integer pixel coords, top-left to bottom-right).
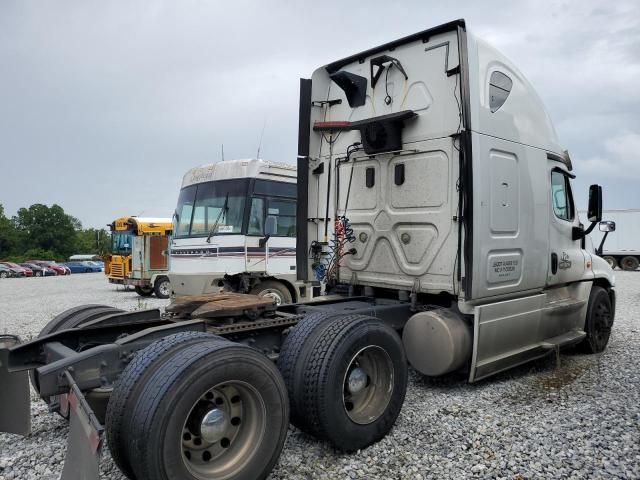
xmin=159 ymin=281 xmax=171 ymax=297
xmin=342 ymin=345 xmax=394 ymax=425
xmin=181 ymin=381 xmax=266 ymax=479
xmin=259 ymin=289 xmax=284 ymax=305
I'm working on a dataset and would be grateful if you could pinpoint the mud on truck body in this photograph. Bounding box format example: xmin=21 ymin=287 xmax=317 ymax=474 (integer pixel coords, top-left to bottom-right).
xmin=0 ymin=19 xmax=615 ymax=480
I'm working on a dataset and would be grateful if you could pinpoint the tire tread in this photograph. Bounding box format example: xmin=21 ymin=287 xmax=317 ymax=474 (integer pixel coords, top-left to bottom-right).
xmin=105 ymin=331 xmax=223 ymax=479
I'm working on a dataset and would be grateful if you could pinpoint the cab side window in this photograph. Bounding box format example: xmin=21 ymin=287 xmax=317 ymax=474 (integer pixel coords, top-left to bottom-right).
xmin=551 ymin=171 xmax=575 ymax=221
xmin=247 ymin=198 xmax=265 ymax=235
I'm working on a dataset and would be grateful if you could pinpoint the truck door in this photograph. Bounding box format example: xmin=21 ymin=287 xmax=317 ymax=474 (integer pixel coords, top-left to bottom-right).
xmin=546 ymin=167 xmax=585 ymax=286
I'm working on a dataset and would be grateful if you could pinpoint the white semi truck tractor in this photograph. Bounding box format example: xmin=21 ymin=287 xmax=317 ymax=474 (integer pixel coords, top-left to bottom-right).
xmin=168 ymin=159 xmax=299 ymax=304
xmin=0 ymin=20 xmax=615 ymax=480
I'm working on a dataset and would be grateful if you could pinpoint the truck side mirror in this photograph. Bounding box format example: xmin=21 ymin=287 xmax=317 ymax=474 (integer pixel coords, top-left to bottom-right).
xmin=587 ymin=184 xmax=602 ymax=222
xmin=259 ymin=215 xmax=278 ymax=248
xmin=599 ymin=220 xmax=615 ymax=232
xmin=573 ymin=184 xmax=604 ymax=241
xmin=596 ymin=220 xmax=615 ymax=256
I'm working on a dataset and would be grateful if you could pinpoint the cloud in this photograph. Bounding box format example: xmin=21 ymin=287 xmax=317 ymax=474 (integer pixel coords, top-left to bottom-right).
xmin=581 ymin=131 xmax=640 ymax=179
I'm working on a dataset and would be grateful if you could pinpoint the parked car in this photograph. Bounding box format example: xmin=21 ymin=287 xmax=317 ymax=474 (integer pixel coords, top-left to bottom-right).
xmin=0 ymin=262 xmax=33 ymax=277
xmin=20 ymin=263 xmax=56 ymax=277
xmin=27 ymin=260 xmax=68 ymax=276
xmin=90 ymin=260 xmax=105 ymax=270
xmin=0 ymin=264 xmax=15 ymax=278
xmin=64 ymin=261 xmax=102 ymax=273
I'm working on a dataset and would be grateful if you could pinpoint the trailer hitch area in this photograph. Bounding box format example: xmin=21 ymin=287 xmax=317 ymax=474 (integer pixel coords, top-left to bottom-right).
xmin=0 ymin=335 xmax=31 ymax=436
xmin=61 ymin=370 xmax=104 ymax=480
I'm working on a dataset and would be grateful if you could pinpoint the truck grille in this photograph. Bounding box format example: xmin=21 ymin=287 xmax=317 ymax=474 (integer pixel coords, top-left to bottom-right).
xmin=110 ymin=264 xmax=124 ymax=278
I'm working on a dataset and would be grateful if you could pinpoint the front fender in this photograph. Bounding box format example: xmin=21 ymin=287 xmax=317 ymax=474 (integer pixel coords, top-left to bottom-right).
xmin=590 ymin=253 xmax=616 ymax=288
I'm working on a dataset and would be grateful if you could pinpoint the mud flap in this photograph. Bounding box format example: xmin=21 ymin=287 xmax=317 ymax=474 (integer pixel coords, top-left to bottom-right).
xmin=61 ymin=371 xmax=104 ymax=480
xmin=0 ymin=336 xmax=31 ymax=436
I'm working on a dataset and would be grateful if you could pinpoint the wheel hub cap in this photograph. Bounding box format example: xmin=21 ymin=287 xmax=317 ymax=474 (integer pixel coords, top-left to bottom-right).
xmin=181 ymin=382 xmax=267 ymax=477
xmin=342 ymin=345 xmax=394 ymax=425
xmin=160 ymin=282 xmax=170 ymax=296
xmin=347 ymin=367 xmax=368 ymax=394
xmin=200 ymin=408 xmax=227 ymax=443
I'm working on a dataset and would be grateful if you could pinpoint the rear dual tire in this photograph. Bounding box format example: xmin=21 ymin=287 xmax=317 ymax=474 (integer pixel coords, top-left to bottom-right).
xmin=107 ymin=336 xmax=289 ymax=480
xmin=602 ymin=256 xmax=617 ymax=269
xmin=621 ymin=256 xmax=639 ymax=271
xmin=31 ymin=305 xmax=125 ymax=419
xmin=106 ymin=332 xmax=225 ymax=479
xmin=278 ymin=313 xmax=407 ymax=451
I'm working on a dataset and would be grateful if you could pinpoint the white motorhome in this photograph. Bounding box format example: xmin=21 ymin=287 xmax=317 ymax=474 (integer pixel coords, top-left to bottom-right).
xmin=168 ymin=159 xmax=298 ymax=304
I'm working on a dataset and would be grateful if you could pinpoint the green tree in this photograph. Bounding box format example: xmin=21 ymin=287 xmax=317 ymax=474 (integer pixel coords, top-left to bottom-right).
xmin=75 ymin=228 xmax=111 ymax=256
xmin=13 ymin=204 xmax=81 ymax=259
xmin=15 ymin=248 xmax=59 ymax=263
xmin=0 ymin=204 xmax=20 ymax=258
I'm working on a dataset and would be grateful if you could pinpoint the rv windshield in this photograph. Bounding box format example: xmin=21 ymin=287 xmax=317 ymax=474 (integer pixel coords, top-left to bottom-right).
xmin=174 ymin=179 xmax=249 ymax=238
xmin=112 ymin=232 xmax=133 ymax=255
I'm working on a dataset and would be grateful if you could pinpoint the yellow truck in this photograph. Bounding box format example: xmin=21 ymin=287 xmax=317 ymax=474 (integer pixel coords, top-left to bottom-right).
xmin=105 ymin=216 xmax=173 ymax=298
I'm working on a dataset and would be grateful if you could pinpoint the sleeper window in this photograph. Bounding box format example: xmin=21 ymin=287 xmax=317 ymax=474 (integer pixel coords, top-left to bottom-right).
xmin=551 ymin=171 xmax=575 ymax=221
xmin=489 ymin=71 xmax=513 ymax=112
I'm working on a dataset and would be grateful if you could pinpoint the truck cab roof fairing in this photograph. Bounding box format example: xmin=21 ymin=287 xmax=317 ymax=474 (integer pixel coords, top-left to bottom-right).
xmin=466 ymin=36 xmax=563 ymax=155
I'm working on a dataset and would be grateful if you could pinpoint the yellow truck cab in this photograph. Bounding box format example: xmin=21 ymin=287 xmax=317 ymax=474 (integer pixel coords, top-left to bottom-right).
xmin=105 ymin=216 xmax=173 ymax=298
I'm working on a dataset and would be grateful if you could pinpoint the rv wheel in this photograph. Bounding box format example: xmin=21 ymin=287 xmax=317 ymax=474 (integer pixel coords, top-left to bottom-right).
xmin=134 ymin=285 xmax=154 ymax=297
xmin=602 ymin=256 xmax=617 ymax=269
xmin=126 ymin=341 xmax=289 ymax=480
xmin=280 ymin=314 xmax=407 ymax=451
xmin=620 ymin=256 xmax=639 ymax=271
xmin=154 ymin=276 xmax=171 ymax=299
xmin=106 ymin=332 xmax=225 ymax=480
xmin=578 ymin=286 xmax=613 ymax=354
xmin=250 ymin=280 xmax=292 ymax=305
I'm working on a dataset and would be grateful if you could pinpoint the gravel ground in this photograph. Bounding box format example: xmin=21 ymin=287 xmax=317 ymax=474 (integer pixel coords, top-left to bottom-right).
xmin=0 ymin=272 xmax=639 ymax=479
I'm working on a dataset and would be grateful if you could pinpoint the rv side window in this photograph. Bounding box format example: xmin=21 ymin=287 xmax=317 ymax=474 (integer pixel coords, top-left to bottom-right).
xmin=551 ymin=171 xmax=575 ymax=221
xmin=248 ymin=180 xmax=296 ymax=237
xmin=267 ymin=199 xmax=296 ymax=237
xmin=247 ymin=197 xmax=296 ymax=237
xmin=489 ymin=71 xmax=513 ymax=113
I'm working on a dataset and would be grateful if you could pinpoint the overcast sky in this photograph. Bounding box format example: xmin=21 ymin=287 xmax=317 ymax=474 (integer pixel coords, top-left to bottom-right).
xmin=1 ymin=0 xmax=638 ymax=228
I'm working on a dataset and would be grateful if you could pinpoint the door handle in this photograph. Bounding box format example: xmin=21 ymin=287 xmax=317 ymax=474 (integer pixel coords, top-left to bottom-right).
xmin=551 ymin=253 xmax=558 ymax=275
